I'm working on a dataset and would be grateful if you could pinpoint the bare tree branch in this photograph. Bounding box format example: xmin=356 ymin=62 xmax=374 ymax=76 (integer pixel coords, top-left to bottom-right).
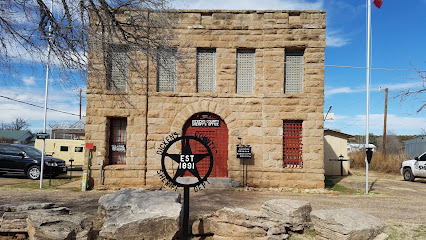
xmin=0 ymin=0 xmax=174 ymax=88
xmin=396 ymin=62 xmax=426 ymax=113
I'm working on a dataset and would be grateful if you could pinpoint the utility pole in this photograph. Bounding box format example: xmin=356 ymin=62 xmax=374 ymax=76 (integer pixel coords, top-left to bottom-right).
xmin=382 ymin=88 xmax=388 ymax=162
xmin=79 ymin=88 xmax=82 ymax=120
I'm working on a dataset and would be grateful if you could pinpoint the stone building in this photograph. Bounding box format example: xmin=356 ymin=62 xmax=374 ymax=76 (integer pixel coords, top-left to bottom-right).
xmin=85 ymin=9 xmax=326 ymax=189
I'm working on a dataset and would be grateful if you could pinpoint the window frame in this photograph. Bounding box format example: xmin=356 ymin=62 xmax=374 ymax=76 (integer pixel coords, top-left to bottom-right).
xmin=108 ymin=117 xmax=127 ymax=165
xmin=284 ymin=50 xmax=304 ymax=94
xmin=107 ymin=44 xmax=129 ymax=91
xmin=283 ymin=120 xmax=303 ymax=168
xmin=236 ymin=49 xmax=255 ymax=94
xmin=157 ymin=48 xmax=178 ymax=92
xmin=196 ymin=49 xmax=216 ymax=93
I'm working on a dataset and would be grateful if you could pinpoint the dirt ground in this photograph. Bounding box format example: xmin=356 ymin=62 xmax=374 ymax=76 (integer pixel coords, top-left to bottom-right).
xmin=0 ymin=169 xmax=425 ymax=239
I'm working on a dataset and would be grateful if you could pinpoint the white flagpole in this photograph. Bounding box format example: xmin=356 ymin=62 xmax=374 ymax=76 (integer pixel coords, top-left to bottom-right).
xmin=365 ymin=0 xmax=372 ymax=194
xmin=40 ymin=0 xmax=53 ymax=189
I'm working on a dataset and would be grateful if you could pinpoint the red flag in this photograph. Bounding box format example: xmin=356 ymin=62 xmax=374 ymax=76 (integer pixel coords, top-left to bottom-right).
xmin=373 ymin=0 xmax=383 ymax=9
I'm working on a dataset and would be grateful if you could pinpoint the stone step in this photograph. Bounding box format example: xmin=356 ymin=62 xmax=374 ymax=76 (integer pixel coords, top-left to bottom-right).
xmin=176 ymin=177 xmax=240 ymax=189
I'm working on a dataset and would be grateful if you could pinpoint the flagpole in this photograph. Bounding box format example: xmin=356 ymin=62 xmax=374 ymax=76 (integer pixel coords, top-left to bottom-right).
xmin=365 ymin=0 xmax=372 ymax=194
xmin=40 ymin=0 xmax=53 ymax=189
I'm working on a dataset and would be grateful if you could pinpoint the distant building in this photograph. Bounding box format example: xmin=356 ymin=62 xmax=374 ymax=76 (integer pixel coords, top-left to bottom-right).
xmin=0 ymin=130 xmax=33 ymax=144
xmin=324 ymin=129 xmax=354 ymax=176
xmin=405 ymin=135 xmax=426 ymax=158
xmin=347 ymin=143 xmax=376 ymax=154
xmin=51 ymin=117 xmax=85 ymax=140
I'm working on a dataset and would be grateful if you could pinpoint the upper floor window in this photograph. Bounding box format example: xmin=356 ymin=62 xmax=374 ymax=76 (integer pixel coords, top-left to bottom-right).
xmin=236 ymin=49 xmax=255 ymax=94
xmin=108 ymin=45 xmax=128 ymax=91
xmin=197 ymin=49 xmax=216 ymax=93
xmin=284 ymin=50 xmax=304 ymax=94
xmin=157 ymin=48 xmax=177 ymax=92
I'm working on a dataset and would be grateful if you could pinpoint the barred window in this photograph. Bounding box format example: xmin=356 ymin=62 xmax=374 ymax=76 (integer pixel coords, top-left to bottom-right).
xmin=157 ymin=48 xmax=177 ymax=92
xmin=109 ymin=118 xmax=127 ymax=165
xmin=283 ymin=120 xmax=303 ymax=168
xmin=284 ymin=50 xmax=304 ymax=94
xmin=108 ymin=45 xmax=128 ymax=91
xmin=197 ymin=49 xmax=216 ymax=93
xmin=236 ymin=50 xmax=255 ymax=94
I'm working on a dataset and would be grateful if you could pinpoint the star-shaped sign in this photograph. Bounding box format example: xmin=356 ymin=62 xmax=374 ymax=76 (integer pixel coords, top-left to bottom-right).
xmin=165 ymin=137 xmax=209 ymax=182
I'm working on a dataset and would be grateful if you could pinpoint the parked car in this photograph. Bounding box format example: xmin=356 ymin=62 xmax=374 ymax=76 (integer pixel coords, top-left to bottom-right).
xmin=401 ymin=152 xmax=426 ymax=181
xmin=0 ymin=143 xmax=67 ymax=180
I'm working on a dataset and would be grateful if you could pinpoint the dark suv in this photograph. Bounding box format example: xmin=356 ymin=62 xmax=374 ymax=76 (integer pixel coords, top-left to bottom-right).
xmin=0 ymin=143 xmax=67 ymax=180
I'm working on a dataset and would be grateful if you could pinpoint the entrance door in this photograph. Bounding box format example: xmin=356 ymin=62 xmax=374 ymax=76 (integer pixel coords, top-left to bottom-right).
xmin=183 ymin=113 xmax=228 ymax=177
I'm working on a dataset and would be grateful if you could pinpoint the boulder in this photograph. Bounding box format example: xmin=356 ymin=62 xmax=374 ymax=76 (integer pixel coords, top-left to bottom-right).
xmin=261 ymin=199 xmax=312 ymax=231
xmin=27 ymin=207 xmax=94 ymax=240
xmin=98 ymin=189 xmax=182 ymax=240
xmin=192 ymin=207 xmax=289 ymax=240
xmin=311 ymin=208 xmax=387 ymax=240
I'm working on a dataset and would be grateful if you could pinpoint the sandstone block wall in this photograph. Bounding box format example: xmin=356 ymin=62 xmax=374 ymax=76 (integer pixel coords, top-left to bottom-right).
xmin=86 ymin=10 xmax=326 ymax=189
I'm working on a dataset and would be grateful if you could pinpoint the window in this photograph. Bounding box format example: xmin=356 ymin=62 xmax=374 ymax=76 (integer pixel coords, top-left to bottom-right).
xmin=197 ymin=49 xmax=216 ymax=93
xmin=283 ymin=120 xmax=303 ymax=168
xmin=109 ymin=118 xmax=127 ymax=164
xmin=60 ymin=146 xmax=69 ymax=152
xmin=157 ymin=48 xmax=177 ymax=92
xmin=3 ymin=146 xmax=22 ymax=156
xmin=236 ymin=50 xmax=255 ymax=94
xmin=284 ymin=50 xmax=304 ymax=94
xmin=108 ymin=45 xmax=129 ymax=91
xmin=75 ymin=147 xmax=83 ymax=153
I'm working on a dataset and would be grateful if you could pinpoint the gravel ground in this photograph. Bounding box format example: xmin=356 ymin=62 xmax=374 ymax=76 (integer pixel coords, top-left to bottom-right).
xmin=0 ymin=169 xmax=425 ymax=239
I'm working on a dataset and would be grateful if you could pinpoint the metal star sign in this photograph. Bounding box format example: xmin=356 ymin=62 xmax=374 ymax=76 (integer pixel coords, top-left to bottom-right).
xmin=161 ymin=135 xmax=213 ymax=188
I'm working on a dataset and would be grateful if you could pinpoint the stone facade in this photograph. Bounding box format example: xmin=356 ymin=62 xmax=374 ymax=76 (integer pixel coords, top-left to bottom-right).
xmin=86 ymin=10 xmax=326 ymax=189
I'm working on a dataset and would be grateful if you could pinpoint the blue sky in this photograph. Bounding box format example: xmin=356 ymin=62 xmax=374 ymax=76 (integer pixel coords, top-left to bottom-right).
xmin=0 ymin=0 xmax=425 ymax=136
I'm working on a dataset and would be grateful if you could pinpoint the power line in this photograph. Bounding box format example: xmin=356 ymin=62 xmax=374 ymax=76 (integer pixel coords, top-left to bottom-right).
xmin=0 ymin=95 xmax=83 ymax=117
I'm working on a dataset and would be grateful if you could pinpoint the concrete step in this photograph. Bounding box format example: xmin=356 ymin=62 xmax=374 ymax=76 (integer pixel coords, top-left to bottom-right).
xmin=176 ymin=177 xmax=240 ymax=189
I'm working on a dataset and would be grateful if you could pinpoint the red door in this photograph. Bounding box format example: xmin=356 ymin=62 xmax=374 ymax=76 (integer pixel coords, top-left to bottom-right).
xmin=183 ymin=113 xmax=228 ymax=177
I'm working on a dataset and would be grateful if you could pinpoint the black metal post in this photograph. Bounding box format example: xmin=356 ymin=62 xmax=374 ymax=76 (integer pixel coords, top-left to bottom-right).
xmin=182 ymin=186 xmax=190 ymax=240
xmin=69 ymin=159 xmax=74 ymax=181
xmin=340 ymin=161 xmax=343 ymax=176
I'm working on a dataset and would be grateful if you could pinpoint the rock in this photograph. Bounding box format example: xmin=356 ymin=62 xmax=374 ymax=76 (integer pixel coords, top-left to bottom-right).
xmin=192 ymin=207 xmax=288 ymax=240
xmin=98 ymin=189 xmax=182 ymax=240
xmin=261 ymin=199 xmax=312 ymax=231
xmin=0 ymin=211 xmax=28 ymax=232
xmin=27 ymin=207 xmax=94 ymax=240
xmin=373 ymin=233 xmax=389 ymax=240
xmin=311 ymin=208 xmax=387 ymax=240
xmin=0 ymin=203 xmax=55 ymax=212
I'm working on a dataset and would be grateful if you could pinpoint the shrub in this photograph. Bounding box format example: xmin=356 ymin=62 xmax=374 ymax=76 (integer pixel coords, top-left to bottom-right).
xmin=349 ymin=150 xmax=409 ymax=174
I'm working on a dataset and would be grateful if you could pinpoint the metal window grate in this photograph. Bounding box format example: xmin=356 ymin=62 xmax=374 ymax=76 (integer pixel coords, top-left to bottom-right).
xmin=109 ymin=118 xmax=127 ymax=165
xmin=197 ymin=49 xmax=216 ymax=93
xmin=157 ymin=48 xmax=177 ymax=92
xmin=284 ymin=51 xmax=304 ymax=94
xmin=108 ymin=45 xmax=128 ymax=91
xmin=236 ymin=50 xmax=255 ymax=94
xmin=283 ymin=120 xmax=303 ymax=168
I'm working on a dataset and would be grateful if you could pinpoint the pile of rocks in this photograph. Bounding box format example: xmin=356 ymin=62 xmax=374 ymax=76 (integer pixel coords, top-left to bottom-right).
xmin=192 ymin=199 xmax=388 ymax=240
xmin=0 ymin=203 xmax=93 ymax=240
xmin=0 ymin=189 xmax=389 ymax=240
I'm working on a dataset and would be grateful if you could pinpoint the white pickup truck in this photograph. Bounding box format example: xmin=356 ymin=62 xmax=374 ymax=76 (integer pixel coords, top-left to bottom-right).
xmin=401 ymin=152 xmax=426 ymax=181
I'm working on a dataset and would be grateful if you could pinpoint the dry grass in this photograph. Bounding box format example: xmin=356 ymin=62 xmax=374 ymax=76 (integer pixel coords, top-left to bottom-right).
xmin=349 ymin=151 xmax=409 ymax=174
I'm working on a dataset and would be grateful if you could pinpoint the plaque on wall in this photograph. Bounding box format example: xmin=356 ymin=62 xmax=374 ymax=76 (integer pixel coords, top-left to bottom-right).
xmin=111 ymin=144 xmax=126 ymax=152
xmin=191 ymin=119 xmax=220 ymax=127
xmin=237 ymin=146 xmax=252 ymax=158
